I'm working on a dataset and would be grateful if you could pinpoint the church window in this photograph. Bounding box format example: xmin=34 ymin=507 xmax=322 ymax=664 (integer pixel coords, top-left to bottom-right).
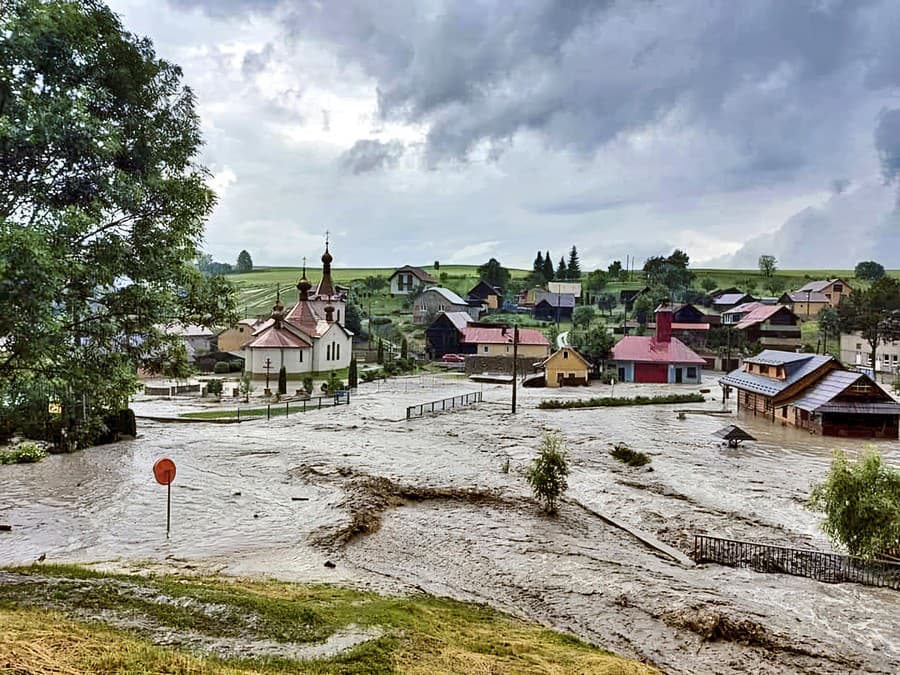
xmin=299 ymin=350 xmax=303 ymax=363
xmin=327 ymin=344 xmax=332 ymax=361
xmin=336 ymin=343 xmax=340 ymax=360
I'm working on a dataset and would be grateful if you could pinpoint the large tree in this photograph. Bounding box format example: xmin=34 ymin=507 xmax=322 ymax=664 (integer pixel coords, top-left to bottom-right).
xmin=643 ymin=250 xmax=693 ymax=300
xmin=758 ymin=254 xmax=777 ymax=278
xmin=838 ymin=276 xmax=900 ymax=372
xmin=556 ymin=256 xmax=567 ymax=281
xmin=477 ymin=257 xmax=510 ymax=289
xmin=542 ymin=250 xmax=554 ymax=282
xmin=566 ymin=245 xmax=581 ymax=280
xmin=0 ymin=0 xmax=237 ymax=444
xmin=855 ymin=260 xmax=885 ymax=283
xmin=236 ymin=250 xmax=253 ymax=273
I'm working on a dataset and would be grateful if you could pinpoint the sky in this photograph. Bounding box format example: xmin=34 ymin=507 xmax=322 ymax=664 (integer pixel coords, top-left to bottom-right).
xmin=106 ymin=0 xmax=900 ymax=270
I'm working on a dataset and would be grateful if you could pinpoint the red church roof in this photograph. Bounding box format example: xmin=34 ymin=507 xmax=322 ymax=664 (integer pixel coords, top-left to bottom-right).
xmin=611 ymin=336 xmax=706 ymax=365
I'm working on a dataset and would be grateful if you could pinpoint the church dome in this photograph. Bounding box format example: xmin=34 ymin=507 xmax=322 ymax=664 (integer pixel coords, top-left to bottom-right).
xmin=321 ymin=245 xmax=333 ymax=265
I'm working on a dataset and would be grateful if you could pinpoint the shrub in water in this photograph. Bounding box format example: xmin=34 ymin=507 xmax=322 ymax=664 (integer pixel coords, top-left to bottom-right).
xmin=610 ymin=443 xmax=650 ymax=467
xmin=0 ymin=442 xmax=48 ymax=464
xmin=205 ymin=380 xmax=223 ymax=396
xmin=525 ymin=432 xmax=570 ymax=514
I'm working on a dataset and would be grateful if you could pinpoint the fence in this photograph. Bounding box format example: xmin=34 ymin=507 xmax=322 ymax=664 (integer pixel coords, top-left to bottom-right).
xmin=406 ymin=392 xmax=482 ymax=420
xmin=692 ymin=534 xmax=900 ymax=590
xmin=180 ymin=391 xmax=352 ymax=423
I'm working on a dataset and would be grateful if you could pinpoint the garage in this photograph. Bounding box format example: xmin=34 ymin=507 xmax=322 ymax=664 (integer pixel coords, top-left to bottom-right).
xmin=634 ymin=362 xmax=668 ymax=383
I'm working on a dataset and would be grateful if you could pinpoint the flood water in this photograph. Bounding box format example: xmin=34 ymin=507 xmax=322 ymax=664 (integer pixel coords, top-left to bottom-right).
xmin=1 ymin=373 xmax=898 ymax=673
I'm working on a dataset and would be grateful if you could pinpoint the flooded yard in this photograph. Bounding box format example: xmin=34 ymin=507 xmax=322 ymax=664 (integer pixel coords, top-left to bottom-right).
xmin=1 ymin=373 xmax=898 ymax=673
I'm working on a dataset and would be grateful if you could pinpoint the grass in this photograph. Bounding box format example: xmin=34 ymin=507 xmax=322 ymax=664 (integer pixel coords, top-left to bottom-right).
xmin=610 ymin=444 xmax=651 ymax=467
xmin=0 ymin=564 xmax=655 ymax=674
xmin=538 ymin=393 xmax=705 ymax=409
xmin=0 ymin=442 xmax=48 ymax=464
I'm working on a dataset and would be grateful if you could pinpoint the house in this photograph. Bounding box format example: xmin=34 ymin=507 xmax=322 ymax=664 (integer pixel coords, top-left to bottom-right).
xmin=547 ymin=281 xmax=582 ymax=299
xmin=166 ymin=324 xmax=216 ymax=361
xmin=840 ymin=330 xmax=900 ymax=375
xmin=425 ymin=311 xmax=472 ymax=358
xmin=461 ymin=326 xmax=550 ymax=359
xmin=778 ymin=291 xmax=830 ymax=318
xmin=721 ymin=302 xmax=802 ymax=351
xmin=413 ymin=287 xmax=474 ymax=324
xmin=712 ymin=292 xmax=756 ymax=312
xmin=533 ymin=292 xmax=576 ymax=321
xmin=608 ymin=304 xmax=706 ymax=383
xmin=720 ymin=350 xmax=900 ymax=438
xmin=217 ymin=318 xmax=266 ymax=352
xmin=389 ymin=265 xmax=435 ymax=296
xmin=467 ymin=280 xmax=503 ymax=311
xmin=243 ymin=242 xmax=353 ymax=384
xmin=540 ymin=347 xmax=592 ymax=387
xmin=796 ymin=279 xmax=852 ymax=308
xmin=620 ymin=287 xmax=651 ymax=311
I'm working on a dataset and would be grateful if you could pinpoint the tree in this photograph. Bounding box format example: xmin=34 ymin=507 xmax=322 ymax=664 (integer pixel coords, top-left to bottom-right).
xmin=348 ymin=357 xmax=358 ymax=388
xmin=542 ymin=251 xmax=554 ymax=282
xmin=818 ymin=307 xmax=841 ymax=355
xmin=239 ymin=373 xmax=253 ymax=402
xmin=608 ymin=260 xmax=623 ymax=279
xmin=376 ymin=338 xmax=384 ymax=364
xmin=345 ymin=302 xmax=363 ymax=335
xmin=525 ymin=432 xmax=570 ymax=514
xmin=401 ymin=337 xmax=408 ymax=360
xmin=700 ymin=277 xmax=718 ymax=292
xmin=532 ymin=251 xmax=545 ymax=282
xmin=572 ymin=305 xmax=596 ymax=330
xmin=567 ymin=246 xmax=581 ymax=280
xmin=808 ymin=449 xmax=899 ymax=559
xmin=758 ymin=254 xmax=777 ymax=278
xmin=838 ymin=276 xmax=900 ymax=372
xmin=0 ymin=0 xmax=237 ymax=445
xmin=763 ymin=275 xmax=787 ymax=296
xmin=236 ymin=250 xmax=253 ymax=273
xmin=573 ymin=325 xmax=614 ymax=363
xmin=597 ymin=293 xmax=617 ymax=316
xmin=633 ymin=294 xmax=655 ymax=326
xmin=855 ymin=261 xmax=886 ymax=283
xmin=643 ymin=250 xmax=693 ymax=300
xmin=477 ymin=258 xmax=510 ymax=289
xmin=277 ymin=366 xmax=287 ymax=395
xmin=556 ymin=257 xmax=567 ymax=281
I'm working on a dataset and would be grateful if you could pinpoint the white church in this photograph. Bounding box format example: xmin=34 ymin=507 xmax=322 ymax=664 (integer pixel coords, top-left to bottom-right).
xmin=243 ymin=241 xmax=353 ymax=382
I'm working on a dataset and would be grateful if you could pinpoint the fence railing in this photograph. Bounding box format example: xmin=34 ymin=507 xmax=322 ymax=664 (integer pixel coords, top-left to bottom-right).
xmin=692 ymin=534 xmax=900 ymax=590
xmin=406 ymin=392 xmax=483 ymax=420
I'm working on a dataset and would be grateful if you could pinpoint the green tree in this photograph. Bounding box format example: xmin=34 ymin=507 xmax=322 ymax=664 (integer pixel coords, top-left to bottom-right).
xmin=477 ymin=258 xmax=511 ymax=289
xmin=763 ymin=275 xmax=787 ymax=296
xmin=608 ymin=260 xmax=623 ymax=279
xmin=818 ymin=307 xmax=841 ymax=355
xmin=838 ymin=276 xmax=900 ymax=371
xmin=236 ymin=250 xmax=253 ymax=273
xmin=855 ymin=261 xmax=885 ymax=283
xmin=700 ymin=277 xmax=718 ymax=292
xmin=597 ymin=292 xmax=617 ymax=316
xmin=758 ymin=254 xmax=777 ymax=278
xmin=542 ymin=251 xmax=554 ymax=283
xmin=348 ymin=357 xmax=358 ymax=388
xmin=532 ymin=251 xmax=545 ymax=283
xmin=239 ymin=373 xmax=253 ymax=402
xmin=376 ymin=338 xmax=384 ymax=364
xmin=525 ymin=432 xmax=570 ymax=514
xmin=567 ymin=246 xmax=581 ymax=280
xmin=401 ymin=337 xmax=408 ymax=360
xmin=345 ymin=302 xmax=363 ymax=335
xmin=808 ymin=449 xmax=899 ymax=559
xmin=633 ymin=294 xmax=654 ymax=326
xmin=573 ymin=325 xmax=614 ymax=363
xmin=556 ymin=257 xmax=567 ymax=281
xmin=0 ymin=0 xmax=237 ymax=445
xmin=277 ymin=366 xmax=287 ymax=395
xmin=572 ymin=305 xmax=596 ymax=330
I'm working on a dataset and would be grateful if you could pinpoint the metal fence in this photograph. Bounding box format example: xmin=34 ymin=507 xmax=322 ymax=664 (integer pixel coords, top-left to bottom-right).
xmin=406 ymin=392 xmax=483 ymax=420
xmin=219 ymin=391 xmax=351 ymax=422
xmin=692 ymin=534 xmax=900 ymax=590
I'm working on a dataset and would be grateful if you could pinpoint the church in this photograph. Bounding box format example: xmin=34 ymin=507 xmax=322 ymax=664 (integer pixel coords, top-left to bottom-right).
xmin=243 ymin=241 xmax=353 ymax=383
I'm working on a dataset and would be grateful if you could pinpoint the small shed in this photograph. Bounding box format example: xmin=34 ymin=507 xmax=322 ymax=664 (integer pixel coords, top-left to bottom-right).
xmin=714 ymin=425 xmax=756 ymax=448
xmin=540 ymin=347 xmax=592 ymax=387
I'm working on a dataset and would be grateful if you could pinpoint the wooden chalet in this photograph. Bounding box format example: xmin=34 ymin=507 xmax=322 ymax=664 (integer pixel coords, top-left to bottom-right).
xmin=467 ymin=280 xmax=503 ymax=311
xmin=539 ymin=347 xmax=592 ymax=387
xmin=425 ymin=311 xmax=472 ymax=358
xmin=533 ymin=292 xmax=575 ymax=321
xmin=720 ymin=350 xmax=900 ymax=438
xmin=795 ymin=278 xmax=852 ymax=308
xmin=720 ymin=302 xmax=801 ymax=351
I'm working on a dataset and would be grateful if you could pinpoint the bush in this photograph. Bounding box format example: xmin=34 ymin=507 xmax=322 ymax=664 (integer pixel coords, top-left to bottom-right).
xmin=303 ymin=376 xmax=314 ymax=394
xmin=0 ymin=442 xmax=48 ymax=464
xmin=213 ymin=362 xmax=229 ymax=374
xmin=610 ymin=443 xmax=650 ymax=467
xmin=539 ymin=393 xmax=704 ymax=409
xmin=229 ymin=360 xmax=243 ymax=372
xmin=525 ymin=432 xmax=570 ymax=514
xmin=205 ymin=380 xmax=223 ymax=395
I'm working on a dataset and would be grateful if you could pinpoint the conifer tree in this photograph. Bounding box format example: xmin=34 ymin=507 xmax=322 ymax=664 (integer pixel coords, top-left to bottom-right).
xmin=533 ymin=251 xmax=544 ymax=277
xmin=277 ymin=366 xmax=287 ymax=395
xmin=556 ymin=257 xmax=568 ymax=281
xmin=542 ymin=251 xmax=554 ymax=282
xmin=348 ymin=357 xmax=358 ymax=388
xmin=567 ymin=246 xmax=581 ymax=280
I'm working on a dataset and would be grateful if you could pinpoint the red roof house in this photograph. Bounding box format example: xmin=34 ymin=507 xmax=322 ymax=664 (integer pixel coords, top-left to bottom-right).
xmin=609 ymin=304 xmax=706 ymax=383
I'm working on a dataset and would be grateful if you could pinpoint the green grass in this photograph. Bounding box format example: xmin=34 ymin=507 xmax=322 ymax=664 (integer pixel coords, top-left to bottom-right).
xmin=539 ymin=393 xmax=705 ymax=409
xmin=0 ymin=564 xmax=654 ymax=674
xmin=0 ymin=442 xmax=48 ymax=464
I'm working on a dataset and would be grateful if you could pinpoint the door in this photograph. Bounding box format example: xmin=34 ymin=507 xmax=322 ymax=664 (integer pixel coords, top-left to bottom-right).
xmin=634 ymin=363 xmax=668 ymax=383
xmin=617 ymin=367 xmax=626 ymax=382
xmin=675 ymin=368 xmax=683 ymax=384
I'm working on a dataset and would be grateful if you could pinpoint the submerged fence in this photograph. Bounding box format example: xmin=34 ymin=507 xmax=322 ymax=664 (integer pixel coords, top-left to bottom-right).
xmin=406 ymin=392 xmax=483 ymax=420
xmin=693 ymin=534 xmax=900 ymax=590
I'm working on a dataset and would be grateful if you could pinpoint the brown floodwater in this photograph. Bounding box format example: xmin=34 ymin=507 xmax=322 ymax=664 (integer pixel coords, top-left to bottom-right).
xmin=1 ymin=374 xmax=898 ymax=673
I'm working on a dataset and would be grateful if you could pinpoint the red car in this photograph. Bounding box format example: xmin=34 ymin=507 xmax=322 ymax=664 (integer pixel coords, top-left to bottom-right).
xmin=441 ymin=353 xmax=466 ymax=363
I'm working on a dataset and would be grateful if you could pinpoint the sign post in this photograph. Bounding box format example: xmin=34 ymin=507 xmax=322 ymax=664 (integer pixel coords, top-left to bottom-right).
xmin=153 ymin=458 xmax=177 ymax=538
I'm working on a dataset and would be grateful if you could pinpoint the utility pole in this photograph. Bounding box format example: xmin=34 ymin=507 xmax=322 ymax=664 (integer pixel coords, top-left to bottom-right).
xmin=511 ymin=325 xmax=519 ymax=414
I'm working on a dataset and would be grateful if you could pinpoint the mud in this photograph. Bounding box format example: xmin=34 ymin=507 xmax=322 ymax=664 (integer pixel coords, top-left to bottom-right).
xmin=1 ymin=374 xmax=898 ymax=673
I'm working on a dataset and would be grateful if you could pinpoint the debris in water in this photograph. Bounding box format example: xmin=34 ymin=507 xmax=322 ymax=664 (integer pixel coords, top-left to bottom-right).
xmin=324 ymin=560 xmax=336 ymax=568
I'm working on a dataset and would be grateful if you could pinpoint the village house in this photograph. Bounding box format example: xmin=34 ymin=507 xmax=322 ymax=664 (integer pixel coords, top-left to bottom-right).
xmin=413 ymin=287 xmax=475 ymax=324
xmin=389 ymin=265 xmax=435 ymax=296
xmin=795 ymin=278 xmax=852 ymax=308
xmin=533 ymin=292 xmax=576 ymax=321
xmin=461 ymin=325 xmax=551 ymax=359
xmin=720 ymin=350 xmax=900 ymax=438
xmin=539 ymin=347 xmax=592 ymax=387
xmin=778 ymin=291 xmax=830 ymax=319
xmin=165 ymin=324 xmax=217 ymax=362
xmin=425 ymin=311 xmax=472 ymax=358
xmin=217 ymin=318 xmax=266 ymax=352
xmin=720 ymin=302 xmax=802 ymax=351
xmin=243 ymin=242 xmax=353 ymax=384
xmin=839 ymin=331 xmax=900 ymax=376
xmin=712 ymin=291 xmax=756 ymax=313
xmin=467 ymin=280 xmax=503 ymax=311
xmin=608 ymin=304 xmax=706 ymax=383
xmin=547 ymin=281 xmax=582 ymax=300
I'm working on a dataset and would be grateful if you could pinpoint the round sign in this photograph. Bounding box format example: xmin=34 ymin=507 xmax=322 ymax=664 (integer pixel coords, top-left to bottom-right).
xmin=153 ymin=458 xmax=176 ymax=486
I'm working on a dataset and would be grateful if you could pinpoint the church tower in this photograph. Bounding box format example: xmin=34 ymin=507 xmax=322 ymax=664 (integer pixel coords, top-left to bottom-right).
xmin=314 ymin=235 xmax=337 ymax=300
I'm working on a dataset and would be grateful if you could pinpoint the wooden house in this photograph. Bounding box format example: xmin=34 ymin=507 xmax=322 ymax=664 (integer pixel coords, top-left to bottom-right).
xmin=389 ymin=265 xmax=435 ymax=296
xmin=540 ymin=347 xmax=592 ymax=387
xmin=461 ymin=326 xmax=550 ymax=359
xmin=712 ymin=292 xmax=755 ymax=312
xmin=721 ymin=302 xmax=801 ymax=351
xmin=720 ymin=350 xmax=900 ymax=438
xmin=217 ymin=318 xmax=265 ymax=352
xmin=778 ymin=291 xmax=830 ymax=318
xmin=608 ymin=305 xmax=706 ymax=383
xmin=533 ymin=292 xmax=575 ymax=321
xmin=795 ymin=279 xmax=852 ymax=308
xmin=413 ymin=287 xmax=474 ymax=324
xmin=425 ymin=311 xmax=471 ymax=358
xmin=467 ymin=280 xmax=503 ymax=311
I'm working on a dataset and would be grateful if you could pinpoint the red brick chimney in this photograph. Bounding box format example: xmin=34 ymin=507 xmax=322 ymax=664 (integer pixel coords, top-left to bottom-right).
xmin=655 ymin=303 xmax=673 ymax=343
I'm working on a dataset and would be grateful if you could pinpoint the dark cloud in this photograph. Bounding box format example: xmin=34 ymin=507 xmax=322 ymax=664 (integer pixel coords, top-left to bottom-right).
xmin=339 ymin=139 xmax=406 ymax=174
xmin=875 ymin=108 xmax=900 ymax=183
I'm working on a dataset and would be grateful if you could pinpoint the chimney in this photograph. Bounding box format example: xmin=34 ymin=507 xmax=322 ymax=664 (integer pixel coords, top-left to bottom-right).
xmin=655 ymin=302 xmax=673 ymax=342
xmin=324 ymin=305 xmax=335 ymax=322
xmin=501 ymin=326 xmax=507 ymax=336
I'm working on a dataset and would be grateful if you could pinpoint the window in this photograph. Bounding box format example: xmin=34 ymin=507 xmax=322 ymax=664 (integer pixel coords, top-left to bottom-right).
xmin=299 ymin=350 xmax=303 ymax=363
xmin=856 ymin=343 xmax=862 ymax=350
xmin=563 ymin=351 xmax=569 ymax=359
xmin=833 ymin=284 xmax=843 ymax=292
xmin=336 ymin=343 xmax=340 ymax=360
xmin=483 ymin=346 xmax=489 ymax=353
xmin=687 ymin=367 xmax=697 ymax=378
xmin=326 ymin=344 xmax=331 ymax=361
xmin=759 ymin=364 xmax=770 ymax=375
xmin=852 ymin=382 xmax=871 ymax=394
xmin=781 ymin=407 xmax=787 ymax=418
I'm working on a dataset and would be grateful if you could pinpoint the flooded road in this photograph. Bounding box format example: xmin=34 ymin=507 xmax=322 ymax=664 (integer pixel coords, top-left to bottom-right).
xmin=1 ymin=374 xmax=898 ymax=673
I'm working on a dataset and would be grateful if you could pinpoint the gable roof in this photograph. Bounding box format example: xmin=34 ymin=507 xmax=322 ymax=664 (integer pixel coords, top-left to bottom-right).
xmin=429 ymin=311 xmax=472 ymax=333
xmin=787 ymin=370 xmax=897 ymax=413
xmin=547 ymin=281 xmax=582 ymax=297
xmin=468 ymin=280 xmax=502 ymax=298
xmin=797 ymin=278 xmax=851 ymax=293
xmin=461 ymin=326 xmax=549 ymax=346
xmin=246 ymin=321 xmax=313 ymax=349
xmin=734 ymin=304 xmax=796 ymax=330
xmin=780 ymin=291 xmax=829 ymax=304
xmin=390 ymin=265 xmax=435 ymax=283
xmin=713 ymin=292 xmax=752 ymax=306
xmin=534 ymin=291 xmax=576 ymax=308
xmin=424 ymin=286 xmax=468 ymax=306
xmin=540 ymin=347 xmax=592 ymax=368
xmin=720 ymin=351 xmax=835 ymax=397
xmin=610 ymin=336 xmax=706 ymax=365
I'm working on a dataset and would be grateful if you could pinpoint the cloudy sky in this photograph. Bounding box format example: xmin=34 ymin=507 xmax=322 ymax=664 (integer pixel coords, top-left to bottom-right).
xmin=107 ymin=0 xmax=900 ymax=270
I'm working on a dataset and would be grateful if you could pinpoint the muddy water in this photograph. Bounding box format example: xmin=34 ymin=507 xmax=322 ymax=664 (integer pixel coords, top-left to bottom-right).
xmin=1 ymin=374 xmax=898 ymax=673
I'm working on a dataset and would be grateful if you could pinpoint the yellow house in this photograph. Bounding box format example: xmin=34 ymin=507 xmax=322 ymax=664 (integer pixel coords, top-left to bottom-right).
xmin=217 ymin=318 xmax=264 ymax=352
xmin=462 ymin=326 xmax=550 ymax=359
xmin=541 ymin=347 xmax=592 ymax=388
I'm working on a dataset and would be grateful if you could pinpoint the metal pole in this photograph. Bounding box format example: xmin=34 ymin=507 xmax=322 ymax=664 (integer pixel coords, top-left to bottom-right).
xmin=166 ymin=480 xmax=171 ymax=538
xmin=267 ymin=404 xmax=271 ymax=420
xmin=512 ymin=326 xmax=519 ymax=414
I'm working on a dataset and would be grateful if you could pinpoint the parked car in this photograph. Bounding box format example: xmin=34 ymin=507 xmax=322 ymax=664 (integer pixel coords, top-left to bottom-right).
xmin=441 ymin=353 xmax=466 ymax=363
